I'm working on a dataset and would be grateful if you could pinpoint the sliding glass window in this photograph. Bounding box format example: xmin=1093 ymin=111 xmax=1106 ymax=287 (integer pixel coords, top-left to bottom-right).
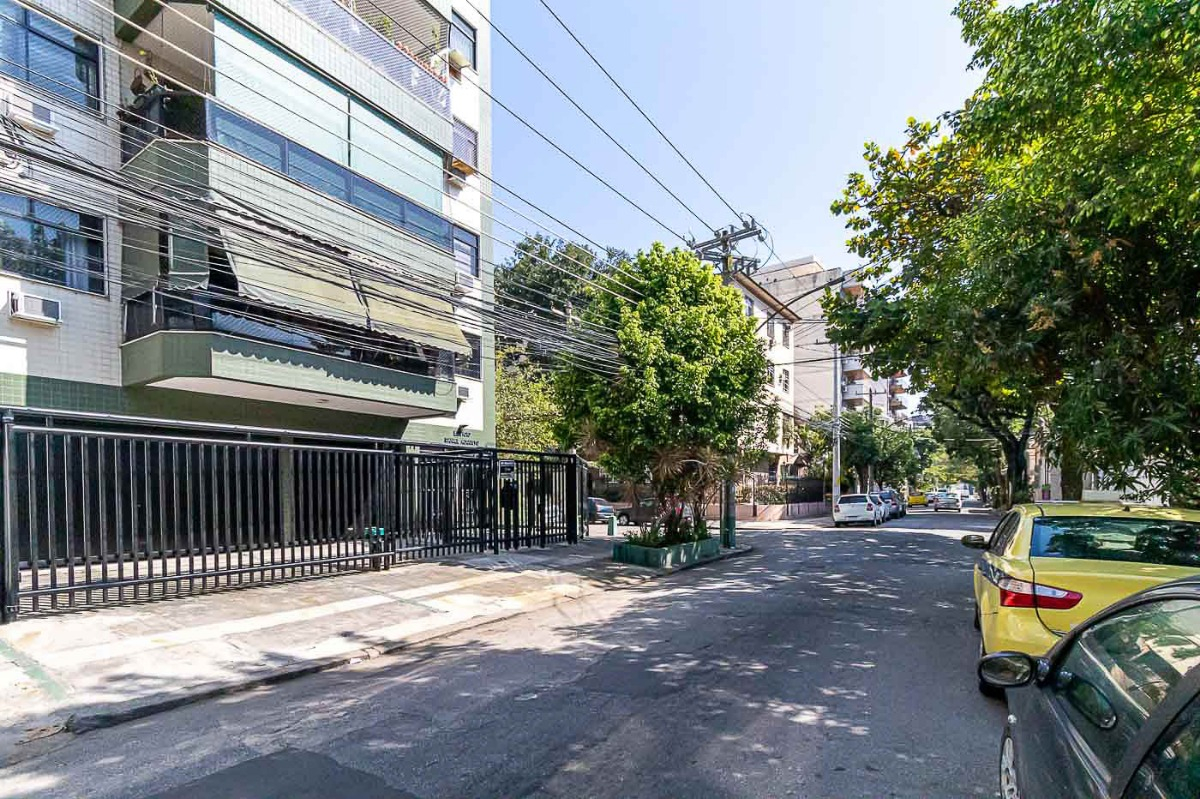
xmin=0 ymin=0 xmax=99 ymax=110
xmin=0 ymin=192 xmax=104 ymax=293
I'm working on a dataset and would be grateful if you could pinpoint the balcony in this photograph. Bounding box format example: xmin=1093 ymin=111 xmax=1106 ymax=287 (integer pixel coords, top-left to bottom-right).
xmin=843 ymin=381 xmax=868 ymax=404
xmin=889 ymin=379 xmax=906 ymax=395
xmin=889 ymin=395 xmax=905 ymax=410
xmin=842 ymin=354 xmax=866 ymax=378
xmin=123 ymin=287 xmax=461 ymax=418
xmin=286 ymin=0 xmax=450 ymax=119
xmin=120 ymin=91 xmax=455 ymax=253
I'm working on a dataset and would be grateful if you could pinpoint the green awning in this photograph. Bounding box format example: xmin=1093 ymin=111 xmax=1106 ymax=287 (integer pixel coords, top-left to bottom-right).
xmin=221 ymin=227 xmax=367 ymax=329
xmin=218 ymin=226 xmax=470 ymax=356
xmin=359 ymin=278 xmax=470 ymax=356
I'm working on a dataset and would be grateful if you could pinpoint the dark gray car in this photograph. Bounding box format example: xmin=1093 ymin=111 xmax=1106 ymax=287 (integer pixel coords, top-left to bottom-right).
xmin=978 ymin=577 xmax=1200 ymax=798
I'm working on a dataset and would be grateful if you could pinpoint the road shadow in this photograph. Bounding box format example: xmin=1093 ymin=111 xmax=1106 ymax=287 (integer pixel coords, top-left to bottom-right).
xmin=0 ymin=526 xmax=1007 ymax=799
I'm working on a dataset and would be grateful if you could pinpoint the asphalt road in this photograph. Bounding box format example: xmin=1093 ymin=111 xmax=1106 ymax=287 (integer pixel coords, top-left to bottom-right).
xmin=1 ymin=507 xmax=1008 ymax=799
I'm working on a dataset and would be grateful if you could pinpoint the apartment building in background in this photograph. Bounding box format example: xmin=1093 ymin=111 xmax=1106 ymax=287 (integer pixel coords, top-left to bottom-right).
xmin=730 ymin=271 xmax=800 ymax=484
xmin=757 ymin=255 xmax=840 ymax=420
xmin=0 ymin=0 xmax=493 ymax=444
xmin=839 ymin=278 xmax=910 ymax=426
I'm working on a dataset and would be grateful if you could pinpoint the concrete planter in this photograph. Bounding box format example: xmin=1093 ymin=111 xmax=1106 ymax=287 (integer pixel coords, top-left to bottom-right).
xmin=612 ymin=537 xmax=721 ymax=569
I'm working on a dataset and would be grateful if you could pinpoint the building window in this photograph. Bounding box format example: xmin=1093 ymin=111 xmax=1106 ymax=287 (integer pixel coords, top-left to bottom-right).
xmin=767 ymin=364 xmax=775 ymax=381
xmin=781 ymin=323 xmax=791 ymax=347
xmin=450 ymin=12 xmax=476 ymax=70
xmin=0 ymin=1 xmax=100 ymax=111
xmin=781 ymin=369 xmax=790 ymax=393
xmin=745 ymin=297 xmax=754 ymax=317
xmin=453 ymin=226 xmax=479 ymax=277
xmin=457 ymin=332 xmax=482 ymax=379
xmin=208 ymin=105 xmax=454 ymax=252
xmin=0 ymin=192 xmax=104 ymax=293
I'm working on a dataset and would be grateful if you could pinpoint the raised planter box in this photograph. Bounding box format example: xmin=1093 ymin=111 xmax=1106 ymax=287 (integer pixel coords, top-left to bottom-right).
xmin=612 ymin=537 xmax=721 ymax=569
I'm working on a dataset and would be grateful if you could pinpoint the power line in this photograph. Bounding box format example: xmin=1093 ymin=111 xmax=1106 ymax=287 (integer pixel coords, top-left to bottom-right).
xmin=117 ymin=0 xmax=644 ymax=301
xmin=455 ymin=0 xmax=714 ymax=232
xmin=534 ymin=0 xmax=742 ymax=220
xmin=2 ymin=123 xmax=625 ymax=374
xmin=0 ymin=28 xmax=641 ymax=341
xmin=62 ymin=0 xmax=647 ymax=301
xmin=311 ymin=0 xmax=689 ymax=244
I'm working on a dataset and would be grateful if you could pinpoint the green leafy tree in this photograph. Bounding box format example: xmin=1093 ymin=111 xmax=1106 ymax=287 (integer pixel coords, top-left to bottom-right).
xmin=554 ymin=244 xmax=775 ymax=524
xmin=826 ymin=0 xmax=1200 ymax=505
xmin=495 ymin=347 xmax=560 ymax=452
xmin=495 ymin=234 xmax=630 ymax=362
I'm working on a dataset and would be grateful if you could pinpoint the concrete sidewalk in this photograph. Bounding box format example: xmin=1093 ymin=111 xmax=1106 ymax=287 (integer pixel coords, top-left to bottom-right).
xmin=0 ymin=536 xmax=750 ymax=764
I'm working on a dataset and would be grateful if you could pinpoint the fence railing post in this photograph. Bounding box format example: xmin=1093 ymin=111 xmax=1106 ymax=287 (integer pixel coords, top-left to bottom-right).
xmin=2 ymin=411 xmax=17 ymax=623
xmin=566 ymin=456 xmax=579 ymax=545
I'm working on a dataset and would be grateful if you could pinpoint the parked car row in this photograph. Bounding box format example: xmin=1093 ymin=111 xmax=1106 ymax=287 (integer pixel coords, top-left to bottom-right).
xmin=832 ymin=489 xmax=906 ymax=527
xmin=962 ymin=502 xmax=1200 ymax=797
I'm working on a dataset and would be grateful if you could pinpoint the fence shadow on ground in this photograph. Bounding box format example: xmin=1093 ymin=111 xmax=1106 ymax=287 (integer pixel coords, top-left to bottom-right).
xmin=0 ymin=526 xmax=1006 ymax=799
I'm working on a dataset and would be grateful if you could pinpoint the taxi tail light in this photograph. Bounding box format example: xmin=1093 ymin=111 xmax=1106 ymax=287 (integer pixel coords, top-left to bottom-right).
xmin=997 ymin=573 xmax=1083 ymax=610
xmin=834 ymin=504 xmax=841 ymax=512
xmin=866 ymin=504 xmax=874 ymax=511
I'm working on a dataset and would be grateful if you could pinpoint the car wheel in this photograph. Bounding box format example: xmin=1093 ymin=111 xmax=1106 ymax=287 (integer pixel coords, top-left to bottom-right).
xmin=999 ymin=729 xmax=1022 ymax=799
xmin=617 ymin=513 xmax=629 ymax=526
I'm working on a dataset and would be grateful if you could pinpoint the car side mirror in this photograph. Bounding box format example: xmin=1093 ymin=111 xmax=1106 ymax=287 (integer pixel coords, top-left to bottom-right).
xmin=978 ymin=652 xmax=1036 ymax=689
xmin=961 ymin=534 xmax=988 ymax=549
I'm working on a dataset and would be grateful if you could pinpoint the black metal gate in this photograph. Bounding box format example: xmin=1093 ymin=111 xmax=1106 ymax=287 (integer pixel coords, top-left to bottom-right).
xmin=0 ymin=410 xmax=584 ymax=620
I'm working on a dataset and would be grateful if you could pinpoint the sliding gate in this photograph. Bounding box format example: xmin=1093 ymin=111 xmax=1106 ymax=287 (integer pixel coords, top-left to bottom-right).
xmin=0 ymin=412 xmax=584 ymax=620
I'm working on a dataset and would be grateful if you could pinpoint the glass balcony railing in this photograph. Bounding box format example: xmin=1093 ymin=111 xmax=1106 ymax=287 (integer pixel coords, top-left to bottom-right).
xmin=119 ymin=90 xmax=454 ymax=252
xmin=285 ymin=0 xmax=450 ymax=119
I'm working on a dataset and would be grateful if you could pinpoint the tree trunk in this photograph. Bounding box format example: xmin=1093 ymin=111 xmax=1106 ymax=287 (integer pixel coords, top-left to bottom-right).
xmin=1059 ymin=438 xmax=1084 ymax=501
xmin=1005 ymin=438 xmax=1030 ymax=507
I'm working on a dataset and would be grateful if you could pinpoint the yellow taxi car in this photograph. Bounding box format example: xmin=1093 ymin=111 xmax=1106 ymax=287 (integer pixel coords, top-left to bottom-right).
xmin=908 ymin=491 xmax=928 ymax=507
xmin=962 ymin=502 xmax=1200 ymax=672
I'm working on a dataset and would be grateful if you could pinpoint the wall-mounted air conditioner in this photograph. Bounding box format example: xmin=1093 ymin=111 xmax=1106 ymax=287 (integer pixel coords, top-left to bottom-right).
xmin=2 ymin=93 xmax=58 ymax=138
xmin=9 ymin=292 xmax=62 ymax=325
xmin=452 ymin=272 xmax=478 ymax=296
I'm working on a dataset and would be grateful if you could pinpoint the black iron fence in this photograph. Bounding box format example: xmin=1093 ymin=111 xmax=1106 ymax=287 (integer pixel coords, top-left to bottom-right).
xmin=0 ymin=410 xmax=585 ymax=621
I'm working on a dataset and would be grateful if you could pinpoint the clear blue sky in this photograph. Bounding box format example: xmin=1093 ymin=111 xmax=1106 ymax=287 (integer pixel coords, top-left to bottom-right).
xmin=488 ymin=0 xmax=981 ymax=272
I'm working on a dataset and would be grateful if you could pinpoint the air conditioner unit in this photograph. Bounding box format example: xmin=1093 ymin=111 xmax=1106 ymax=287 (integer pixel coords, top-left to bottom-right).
xmin=456 ymin=384 xmax=471 ymax=400
xmin=9 ymin=292 xmax=62 ymax=325
xmin=2 ymin=93 xmax=58 ymax=138
xmin=447 ymin=48 xmax=471 ymax=69
xmin=452 ymin=272 xmax=477 ymax=296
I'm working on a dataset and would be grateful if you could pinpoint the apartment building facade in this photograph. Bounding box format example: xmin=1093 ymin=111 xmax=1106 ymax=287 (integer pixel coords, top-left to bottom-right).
xmin=838 ymin=278 xmax=909 ymax=426
xmin=730 ymin=271 xmax=800 ymax=483
xmin=0 ymin=0 xmax=494 ymax=444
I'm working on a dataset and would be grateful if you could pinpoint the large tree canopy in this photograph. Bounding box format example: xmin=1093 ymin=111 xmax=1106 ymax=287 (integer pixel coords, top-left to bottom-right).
xmin=495 ymin=347 xmax=559 ymax=452
xmin=554 ymin=244 xmax=775 ymax=514
xmin=825 ymin=0 xmax=1200 ymax=505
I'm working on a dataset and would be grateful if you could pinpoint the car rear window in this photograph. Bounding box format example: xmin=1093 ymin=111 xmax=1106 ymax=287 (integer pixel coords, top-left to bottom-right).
xmin=840 ymin=495 xmax=867 ymax=504
xmin=879 ymin=491 xmax=894 ymax=499
xmin=1031 ymin=517 xmax=1200 ymax=567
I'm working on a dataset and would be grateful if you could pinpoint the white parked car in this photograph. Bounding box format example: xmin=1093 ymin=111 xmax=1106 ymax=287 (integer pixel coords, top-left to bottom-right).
xmin=832 ymin=494 xmax=883 ymax=527
xmin=933 ymin=492 xmax=962 ymax=512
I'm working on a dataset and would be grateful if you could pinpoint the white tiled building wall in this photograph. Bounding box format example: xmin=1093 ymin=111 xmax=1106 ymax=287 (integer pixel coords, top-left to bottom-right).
xmin=0 ymin=0 xmax=124 ymax=388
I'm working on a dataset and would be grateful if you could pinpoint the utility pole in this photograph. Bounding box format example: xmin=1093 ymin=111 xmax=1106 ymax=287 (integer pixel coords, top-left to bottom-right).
xmin=690 ymin=218 xmax=765 ymax=549
xmin=832 ymin=343 xmax=842 ymax=508
xmin=867 ymin=386 xmax=874 ymax=492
